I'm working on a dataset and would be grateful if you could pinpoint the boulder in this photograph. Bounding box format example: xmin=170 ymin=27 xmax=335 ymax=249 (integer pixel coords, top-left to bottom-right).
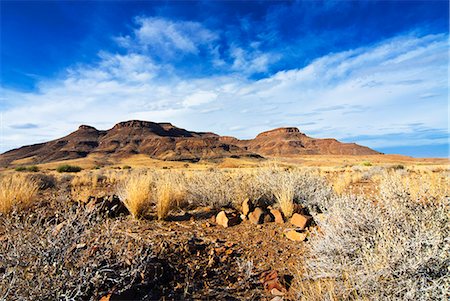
xmin=285 ymin=230 xmax=307 ymax=242
xmin=216 ymin=211 xmax=241 ymax=227
xmin=290 ymin=213 xmax=312 ymax=230
xmin=270 ymin=208 xmax=284 ymax=224
xmin=249 ymin=207 xmax=265 ymax=224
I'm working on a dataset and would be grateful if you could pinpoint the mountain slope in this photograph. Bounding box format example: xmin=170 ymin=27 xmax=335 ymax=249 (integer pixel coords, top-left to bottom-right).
xmin=0 ymin=120 xmax=380 ymax=166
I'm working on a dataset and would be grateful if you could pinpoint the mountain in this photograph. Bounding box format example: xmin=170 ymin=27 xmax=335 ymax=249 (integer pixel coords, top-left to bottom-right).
xmin=0 ymin=120 xmax=380 ymax=166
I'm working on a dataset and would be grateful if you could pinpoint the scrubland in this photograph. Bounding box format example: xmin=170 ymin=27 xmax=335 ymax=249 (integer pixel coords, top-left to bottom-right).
xmin=0 ymin=161 xmax=448 ymax=300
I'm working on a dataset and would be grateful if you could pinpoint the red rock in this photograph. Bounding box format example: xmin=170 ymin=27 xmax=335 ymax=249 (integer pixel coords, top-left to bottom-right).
xmin=285 ymin=230 xmax=307 ymax=241
xmin=260 ymin=270 xmax=287 ymax=295
xmin=270 ymin=209 xmax=284 ymax=224
xmin=249 ymin=207 xmax=264 ymax=224
xmin=290 ymin=213 xmax=312 ymax=230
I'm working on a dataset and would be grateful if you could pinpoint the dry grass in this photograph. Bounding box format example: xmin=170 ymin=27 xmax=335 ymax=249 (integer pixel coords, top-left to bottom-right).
xmin=0 ymin=173 xmax=39 ymax=214
xmin=117 ymin=172 xmax=153 ymax=218
xmin=155 ymin=172 xmax=187 ymax=220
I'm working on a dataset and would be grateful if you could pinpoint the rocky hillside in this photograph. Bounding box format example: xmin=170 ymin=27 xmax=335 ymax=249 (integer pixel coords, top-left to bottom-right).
xmin=0 ymin=120 xmax=380 ymax=166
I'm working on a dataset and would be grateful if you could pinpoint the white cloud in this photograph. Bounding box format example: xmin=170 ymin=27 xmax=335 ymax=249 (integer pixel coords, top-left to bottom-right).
xmin=1 ymin=30 xmax=448 ymax=154
xmin=118 ymin=17 xmax=218 ymax=57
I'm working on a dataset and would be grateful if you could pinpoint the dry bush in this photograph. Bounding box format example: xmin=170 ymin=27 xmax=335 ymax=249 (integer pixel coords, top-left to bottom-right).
xmin=256 ymin=166 xmax=333 ymax=215
xmin=0 ymin=200 xmax=169 ymax=300
xmin=185 ymin=169 xmax=264 ymax=209
xmin=155 ymin=172 xmax=187 ymax=220
xmin=70 ymin=171 xmax=108 ymax=202
xmin=303 ymin=171 xmax=449 ymax=300
xmin=0 ymin=173 xmax=39 ymax=214
xmin=117 ymin=172 xmax=153 ymax=218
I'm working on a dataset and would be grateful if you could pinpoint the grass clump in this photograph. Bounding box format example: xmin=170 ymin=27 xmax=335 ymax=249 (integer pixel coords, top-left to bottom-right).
xmin=56 ymin=164 xmax=82 ymax=173
xmin=117 ymin=172 xmax=153 ymax=218
xmin=361 ymin=161 xmax=372 ymax=166
xmin=0 ymin=174 xmax=39 ymax=214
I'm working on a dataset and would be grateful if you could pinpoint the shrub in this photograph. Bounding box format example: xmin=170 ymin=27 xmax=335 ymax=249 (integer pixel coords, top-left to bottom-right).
xmin=303 ymin=172 xmax=449 ymax=300
xmin=122 ymin=165 xmax=131 ymax=170
xmin=14 ymin=165 xmax=39 ymax=172
xmin=361 ymin=161 xmax=372 ymax=167
xmin=0 ymin=201 xmax=165 ymax=300
xmin=117 ymin=172 xmax=153 ymax=218
xmin=256 ymin=166 xmax=333 ymax=214
xmin=0 ymin=174 xmax=39 ymax=214
xmin=56 ymin=164 xmax=82 ymax=173
xmin=186 ymin=169 xmax=264 ymax=209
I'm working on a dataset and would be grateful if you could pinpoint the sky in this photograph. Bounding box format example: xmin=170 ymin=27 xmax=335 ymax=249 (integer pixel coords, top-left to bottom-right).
xmin=0 ymin=0 xmax=448 ymax=158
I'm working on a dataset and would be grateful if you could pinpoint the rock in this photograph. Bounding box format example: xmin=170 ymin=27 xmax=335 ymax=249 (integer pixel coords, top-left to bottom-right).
xmin=242 ymin=198 xmax=252 ymax=216
xmin=290 ymin=213 xmax=312 ymax=230
xmin=240 ymin=214 xmax=247 ymax=221
xmin=260 ymin=270 xmax=287 ymax=295
xmin=271 ymin=288 xmax=285 ymax=296
xmin=216 ymin=211 xmax=229 ymax=227
xmin=270 ymin=208 xmax=284 ymax=224
xmin=264 ymin=212 xmax=274 ymax=223
xmin=216 ymin=211 xmax=241 ymax=227
xmin=285 ymin=230 xmax=307 ymax=241
xmin=249 ymin=207 xmax=265 ymax=224
xmin=270 ymin=296 xmax=284 ymax=301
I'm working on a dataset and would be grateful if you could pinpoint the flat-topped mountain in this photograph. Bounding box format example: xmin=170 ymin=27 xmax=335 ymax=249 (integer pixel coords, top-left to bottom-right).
xmin=0 ymin=120 xmax=380 ymax=166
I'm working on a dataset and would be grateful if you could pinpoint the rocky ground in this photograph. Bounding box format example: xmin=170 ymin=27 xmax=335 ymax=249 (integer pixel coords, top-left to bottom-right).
xmin=1 ymin=187 xmax=310 ymax=301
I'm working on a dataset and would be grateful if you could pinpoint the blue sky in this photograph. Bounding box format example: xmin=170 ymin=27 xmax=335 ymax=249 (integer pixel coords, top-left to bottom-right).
xmin=0 ymin=0 xmax=448 ymax=157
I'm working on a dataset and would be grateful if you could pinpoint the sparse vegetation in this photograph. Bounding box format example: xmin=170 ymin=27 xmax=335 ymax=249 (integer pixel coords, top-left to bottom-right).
xmin=0 ymin=174 xmax=39 ymax=214
xmin=117 ymin=172 xmax=153 ymax=218
xmin=302 ymin=171 xmax=449 ymax=300
xmin=56 ymin=164 xmax=82 ymax=173
xmin=1 ymin=161 xmax=448 ymax=300
xmin=14 ymin=165 xmax=39 ymax=172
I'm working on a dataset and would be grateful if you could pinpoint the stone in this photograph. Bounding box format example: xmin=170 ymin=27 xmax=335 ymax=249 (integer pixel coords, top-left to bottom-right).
xmin=271 ymin=288 xmax=285 ymax=296
xmin=249 ymin=207 xmax=265 ymax=224
xmin=270 ymin=297 xmax=284 ymax=301
xmin=216 ymin=211 xmax=229 ymax=227
xmin=270 ymin=209 xmax=284 ymax=224
xmin=290 ymin=213 xmax=312 ymax=230
xmin=264 ymin=212 xmax=274 ymax=223
xmin=216 ymin=211 xmax=241 ymax=227
xmin=260 ymin=270 xmax=287 ymax=295
xmin=285 ymin=230 xmax=307 ymax=241
xmin=242 ymin=198 xmax=252 ymax=216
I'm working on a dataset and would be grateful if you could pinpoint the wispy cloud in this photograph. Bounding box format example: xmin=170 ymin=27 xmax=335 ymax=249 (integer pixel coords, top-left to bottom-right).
xmin=0 ymin=16 xmax=447 ymax=156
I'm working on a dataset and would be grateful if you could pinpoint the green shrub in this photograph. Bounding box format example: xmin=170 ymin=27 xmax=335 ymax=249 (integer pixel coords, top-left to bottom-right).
xmin=122 ymin=165 xmax=131 ymax=170
xmin=15 ymin=166 xmax=39 ymax=172
xmin=56 ymin=165 xmax=82 ymax=173
xmin=361 ymin=161 xmax=372 ymax=167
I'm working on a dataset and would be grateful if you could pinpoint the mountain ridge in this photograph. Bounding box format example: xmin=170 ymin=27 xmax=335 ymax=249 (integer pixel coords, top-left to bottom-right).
xmin=0 ymin=120 xmax=381 ymax=166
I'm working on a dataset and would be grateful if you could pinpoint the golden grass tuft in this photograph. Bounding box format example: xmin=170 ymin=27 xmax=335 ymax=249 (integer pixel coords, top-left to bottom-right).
xmin=274 ymin=181 xmax=295 ymax=218
xmin=156 ymin=173 xmax=186 ymax=220
xmin=117 ymin=173 xmax=153 ymax=219
xmin=0 ymin=173 xmax=39 ymax=214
